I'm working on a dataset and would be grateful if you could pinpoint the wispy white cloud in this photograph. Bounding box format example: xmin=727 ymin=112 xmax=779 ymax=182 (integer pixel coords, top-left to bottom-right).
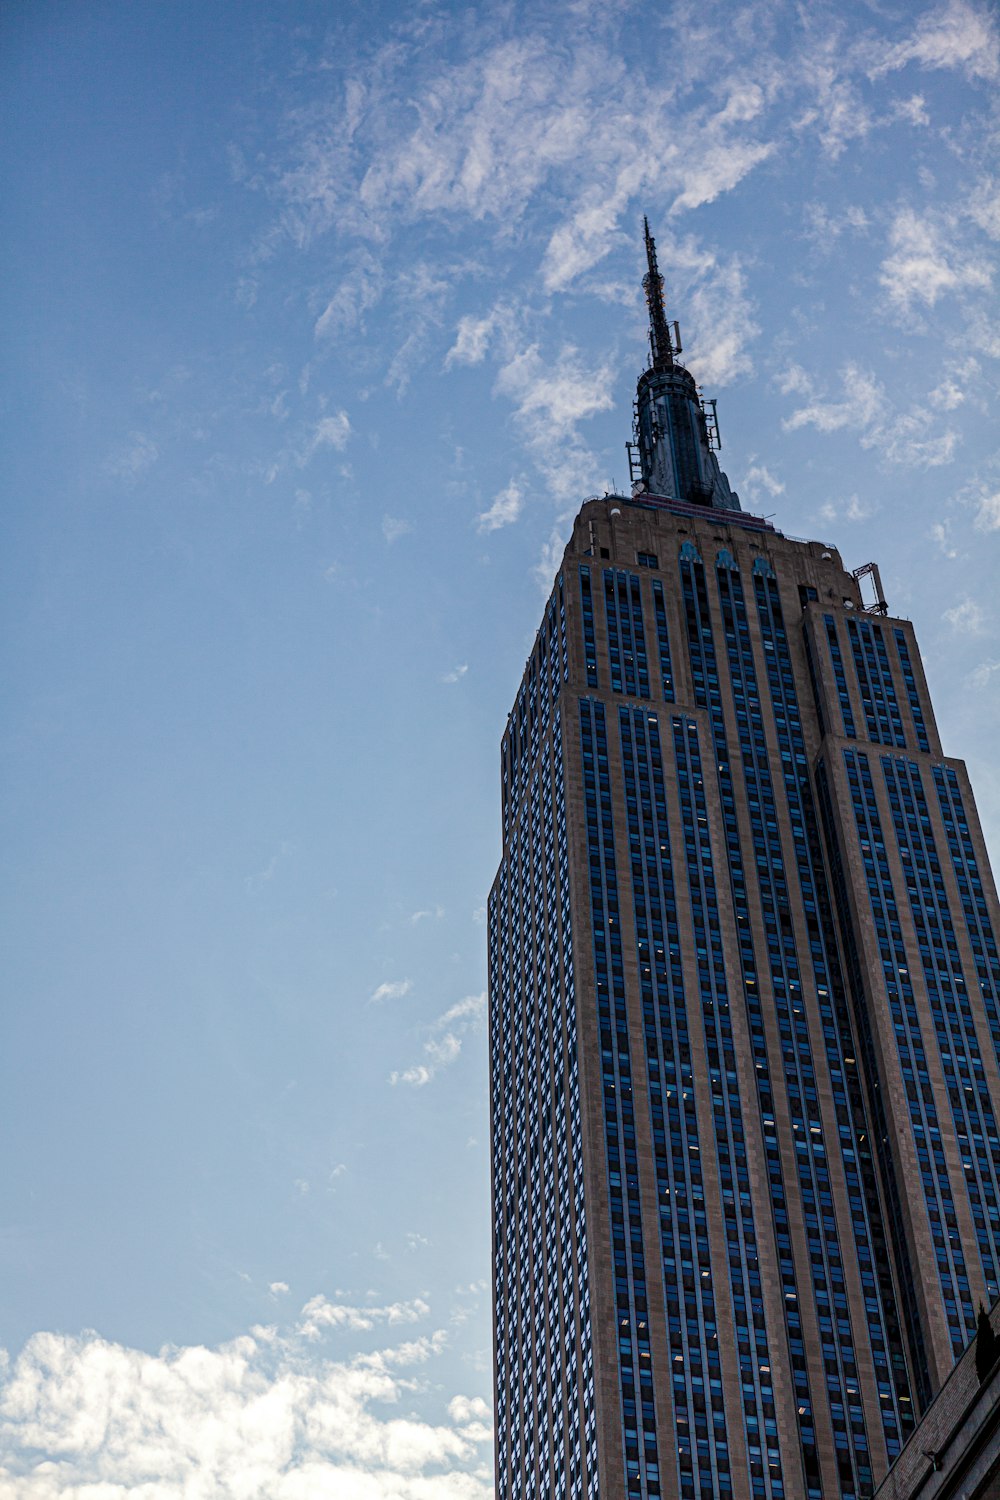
xmin=944 ymin=596 xmax=986 ymax=632
xmin=304 ymin=411 xmax=352 ymax=457
xmin=973 ymin=491 xmax=1000 ymax=531
xmin=477 ymin=478 xmax=524 ymax=533
xmin=495 ymin=344 xmax=613 ymax=439
xmin=879 ymin=207 xmax=992 ymax=314
xmin=533 ymin=526 xmax=572 ymax=593
xmin=819 ymin=494 xmax=874 ymax=523
xmin=968 ymin=658 xmax=1000 ymax=689
xmin=435 ymin=994 xmax=486 ymax=1029
xmin=105 ymin=432 xmax=160 ymax=482
xmin=802 ymin=200 xmax=870 ymax=248
xmin=0 ymin=1303 xmax=492 ymax=1496
xmin=929 ymin=378 xmax=968 ymax=411
xmin=244 ymin=841 xmax=293 ymax=895
xmin=969 ymin=179 xmax=1000 ymax=240
xmin=784 ymin=363 xmax=882 ymax=435
xmin=409 ymin=906 xmax=444 ymax=926
xmin=683 ymin=253 xmax=759 ymax=386
xmin=297 ymin=1293 xmax=429 ymax=1339
xmin=389 ymin=992 xmax=486 ymax=1088
xmin=314 ymin=253 xmax=384 ymax=340
xmin=381 ymin=515 xmax=413 ymax=543
xmin=930 ymin=520 xmax=958 ymax=558
xmin=741 ymin=462 xmax=784 ymax=502
xmin=369 ymin=978 xmax=412 ymax=1004
xmin=784 ymin=363 xmax=957 ymax=467
xmin=493 ymin=343 xmax=612 ymax=505
xmin=446 ymin=312 xmax=499 ymax=368
xmin=867 ymin=0 xmax=1000 ymax=84
xmin=441 ymin=664 xmax=469 ymax=684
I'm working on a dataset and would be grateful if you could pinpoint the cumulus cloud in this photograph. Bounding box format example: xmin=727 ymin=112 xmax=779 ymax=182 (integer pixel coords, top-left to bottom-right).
xmin=0 ymin=1300 xmax=492 ymax=1498
xmin=389 ymin=993 xmax=486 ymax=1088
xmin=369 ymin=979 xmax=412 ymax=1004
xmin=477 ymin=478 xmax=524 ymax=533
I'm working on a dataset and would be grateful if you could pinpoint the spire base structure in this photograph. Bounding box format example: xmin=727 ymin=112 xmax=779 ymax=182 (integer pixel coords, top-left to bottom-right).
xmin=631 ymin=219 xmax=741 ymax=512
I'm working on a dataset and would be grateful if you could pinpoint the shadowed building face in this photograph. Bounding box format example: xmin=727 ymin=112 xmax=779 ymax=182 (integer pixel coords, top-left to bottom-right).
xmin=488 ymin=224 xmax=1000 ymax=1500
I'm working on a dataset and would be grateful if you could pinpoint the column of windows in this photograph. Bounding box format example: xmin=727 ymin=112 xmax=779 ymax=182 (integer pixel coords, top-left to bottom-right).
xmin=882 ymin=757 xmax=1000 ymax=1301
xmin=824 ymin=618 xmax=856 ymax=739
xmin=620 ymin=705 xmax=730 ymax=1500
xmin=581 ymin=567 xmax=599 ymax=689
xmin=716 ymin=554 xmax=873 ymax=1497
xmin=892 ymin=633 xmax=930 ymax=754
xmin=844 ymin=750 xmax=973 ymax=1356
xmin=933 ymin=768 xmax=1000 ymax=1075
xmin=672 ymin=710 xmax=784 ymax=1500
xmin=603 ymin=569 xmax=651 ymax=699
xmin=680 ymin=545 xmax=807 ymax=1497
xmin=846 ymin=620 xmax=906 ymax=749
xmin=651 ymin=580 xmax=676 ymax=703
xmin=556 ymin=719 xmax=599 ymax=1498
xmin=754 ymin=565 xmax=914 ymax=1461
xmin=580 ymin=697 xmax=658 ymax=1499
xmin=813 ymin=759 xmax=931 ymax=1410
xmin=491 ymin=687 xmax=594 ymax=1500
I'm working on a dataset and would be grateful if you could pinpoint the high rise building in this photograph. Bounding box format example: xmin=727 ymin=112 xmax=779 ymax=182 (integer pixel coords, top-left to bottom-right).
xmin=487 ymin=222 xmax=1000 ymax=1500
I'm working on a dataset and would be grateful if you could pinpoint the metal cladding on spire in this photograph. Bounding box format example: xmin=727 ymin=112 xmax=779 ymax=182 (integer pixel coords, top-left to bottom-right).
xmin=642 ymin=217 xmax=675 ymax=372
xmin=629 ymin=217 xmax=742 ymax=513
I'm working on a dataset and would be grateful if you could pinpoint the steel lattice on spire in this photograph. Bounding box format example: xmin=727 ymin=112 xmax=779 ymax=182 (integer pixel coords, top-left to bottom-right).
xmin=642 ymin=217 xmax=677 ymax=372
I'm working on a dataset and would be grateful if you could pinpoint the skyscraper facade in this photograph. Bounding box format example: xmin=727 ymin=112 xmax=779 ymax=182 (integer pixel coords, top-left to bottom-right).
xmin=487 ymin=225 xmax=1000 ymax=1500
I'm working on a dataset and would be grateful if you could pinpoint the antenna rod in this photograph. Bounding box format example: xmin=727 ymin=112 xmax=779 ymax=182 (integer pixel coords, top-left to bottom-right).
xmin=642 ymin=217 xmax=674 ymax=372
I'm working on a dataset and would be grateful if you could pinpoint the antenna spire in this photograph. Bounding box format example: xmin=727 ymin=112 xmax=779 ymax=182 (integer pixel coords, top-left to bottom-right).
xmin=642 ymin=216 xmax=675 ymax=372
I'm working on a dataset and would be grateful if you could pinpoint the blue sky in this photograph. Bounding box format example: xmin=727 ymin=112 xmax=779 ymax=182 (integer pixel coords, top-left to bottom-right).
xmin=2 ymin=0 xmax=999 ymax=1492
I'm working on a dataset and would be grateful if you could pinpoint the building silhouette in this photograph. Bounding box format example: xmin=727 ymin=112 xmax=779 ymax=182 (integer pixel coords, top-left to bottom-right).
xmin=487 ymin=223 xmax=1000 ymax=1500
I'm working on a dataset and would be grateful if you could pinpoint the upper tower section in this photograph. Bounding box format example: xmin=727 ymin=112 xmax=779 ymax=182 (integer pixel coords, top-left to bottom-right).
xmin=628 ymin=219 xmax=741 ymax=512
